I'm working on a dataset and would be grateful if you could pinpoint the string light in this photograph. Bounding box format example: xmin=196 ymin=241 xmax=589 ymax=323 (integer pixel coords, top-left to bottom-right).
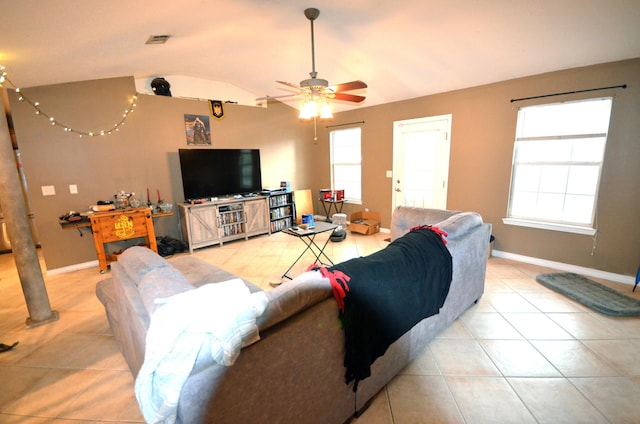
xmin=0 ymin=65 xmax=138 ymax=138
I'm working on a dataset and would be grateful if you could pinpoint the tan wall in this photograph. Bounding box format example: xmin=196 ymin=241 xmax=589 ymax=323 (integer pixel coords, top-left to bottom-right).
xmin=8 ymin=59 xmax=640 ymax=277
xmin=313 ymin=58 xmax=640 ymax=277
xmin=8 ymin=76 xmax=313 ymax=270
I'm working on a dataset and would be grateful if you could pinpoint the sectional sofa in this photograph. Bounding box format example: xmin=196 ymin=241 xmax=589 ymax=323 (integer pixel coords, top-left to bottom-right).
xmin=96 ymin=206 xmax=491 ymax=423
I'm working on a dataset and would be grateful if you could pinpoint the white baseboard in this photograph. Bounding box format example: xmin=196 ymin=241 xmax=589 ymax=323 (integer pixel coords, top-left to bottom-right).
xmin=46 ymin=260 xmax=100 ymax=276
xmin=492 ymin=249 xmax=635 ymax=285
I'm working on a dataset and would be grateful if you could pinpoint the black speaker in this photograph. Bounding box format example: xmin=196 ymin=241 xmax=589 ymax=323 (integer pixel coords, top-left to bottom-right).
xmin=151 ymin=77 xmax=172 ymax=96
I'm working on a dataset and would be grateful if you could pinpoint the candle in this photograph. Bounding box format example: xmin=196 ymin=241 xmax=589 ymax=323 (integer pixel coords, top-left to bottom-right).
xmin=146 ymin=188 xmax=150 ymax=203
xmin=157 ymin=189 xmax=161 ymax=202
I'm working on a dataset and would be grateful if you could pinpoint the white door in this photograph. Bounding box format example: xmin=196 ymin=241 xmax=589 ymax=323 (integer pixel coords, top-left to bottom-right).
xmin=392 ymin=115 xmax=451 ymax=210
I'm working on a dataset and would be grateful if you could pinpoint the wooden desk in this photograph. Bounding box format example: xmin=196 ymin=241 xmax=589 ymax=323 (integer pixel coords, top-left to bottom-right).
xmin=89 ymin=207 xmax=158 ymax=273
xmin=60 ymin=208 xmax=173 ymax=272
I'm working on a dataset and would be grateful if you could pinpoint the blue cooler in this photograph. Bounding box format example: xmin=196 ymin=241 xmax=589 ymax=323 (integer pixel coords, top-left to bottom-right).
xmin=301 ymin=214 xmax=315 ymax=228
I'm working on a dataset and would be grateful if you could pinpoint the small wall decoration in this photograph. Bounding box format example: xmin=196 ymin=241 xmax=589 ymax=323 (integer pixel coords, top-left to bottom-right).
xmin=210 ymin=100 xmax=224 ymax=119
xmin=184 ymin=114 xmax=211 ymax=145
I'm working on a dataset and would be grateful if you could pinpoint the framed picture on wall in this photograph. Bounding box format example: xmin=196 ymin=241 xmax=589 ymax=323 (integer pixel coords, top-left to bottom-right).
xmin=184 ymin=114 xmax=211 ymax=145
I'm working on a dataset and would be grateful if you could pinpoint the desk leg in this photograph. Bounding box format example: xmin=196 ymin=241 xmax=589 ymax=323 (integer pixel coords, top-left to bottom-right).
xmin=282 ymin=233 xmax=335 ymax=280
xmin=91 ymin=229 xmax=108 ymax=273
xmin=321 ymin=202 xmax=331 ymax=222
xmin=309 ymin=236 xmax=334 ymax=267
xmin=321 ymin=202 xmax=344 ymax=222
xmin=281 ymin=235 xmax=316 ymax=280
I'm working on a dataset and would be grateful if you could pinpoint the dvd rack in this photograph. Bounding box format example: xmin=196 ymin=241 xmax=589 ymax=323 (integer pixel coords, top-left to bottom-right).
xmin=268 ymin=191 xmax=295 ymax=233
xmin=218 ymin=203 xmax=245 ymax=238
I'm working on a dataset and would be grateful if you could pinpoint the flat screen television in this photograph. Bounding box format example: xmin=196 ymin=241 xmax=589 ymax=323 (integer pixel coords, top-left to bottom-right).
xmin=178 ymin=148 xmax=262 ymax=200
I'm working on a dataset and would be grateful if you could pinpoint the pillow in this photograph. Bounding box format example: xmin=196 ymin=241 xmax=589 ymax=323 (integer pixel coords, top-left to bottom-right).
xmin=257 ymin=271 xmax=332 ymax=331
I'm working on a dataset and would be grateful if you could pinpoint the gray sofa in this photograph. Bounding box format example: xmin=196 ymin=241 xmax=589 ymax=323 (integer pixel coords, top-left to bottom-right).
xmin=96 ymin=206 xmax=491 ymax=424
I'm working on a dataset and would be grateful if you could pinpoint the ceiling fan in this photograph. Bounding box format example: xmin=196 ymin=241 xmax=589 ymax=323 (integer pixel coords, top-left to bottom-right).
xmin=258 ymin=7 xmax=367 ymax=119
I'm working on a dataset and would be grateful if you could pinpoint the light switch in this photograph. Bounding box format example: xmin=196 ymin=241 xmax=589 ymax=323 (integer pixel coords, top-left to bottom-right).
xmin=69 ymin=184 xmax=78 ymax=194
xmin=41 ymin=185 xmax=56 ymax=196
xmin=386 ymin=170 xmax=393 ymax=178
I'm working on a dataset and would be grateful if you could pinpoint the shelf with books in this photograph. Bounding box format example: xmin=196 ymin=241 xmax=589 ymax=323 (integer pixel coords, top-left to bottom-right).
xmin=268 ymin=191 xmax=296 ymax=233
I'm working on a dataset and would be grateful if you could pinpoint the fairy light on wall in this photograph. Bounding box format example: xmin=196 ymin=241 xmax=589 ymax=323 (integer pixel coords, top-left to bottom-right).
xmin=0 ymin=65 xmax=138 ymax=138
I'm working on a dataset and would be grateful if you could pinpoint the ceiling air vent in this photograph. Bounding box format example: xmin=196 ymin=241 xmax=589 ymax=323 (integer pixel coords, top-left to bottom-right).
xmin=146 ymin=35 xmax=171 ymax=45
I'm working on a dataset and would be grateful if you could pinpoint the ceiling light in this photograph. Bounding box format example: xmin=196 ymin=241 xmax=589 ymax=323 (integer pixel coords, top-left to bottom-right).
xmin=299 ymin=97 xmax=333 ymax=120
xmin=299 ymin=98 xmax=317 ymax=119
xmin=320 ymin=101 xmax=333 ymax=119
xmin=146 ymin=35 xmax=171 ymax=45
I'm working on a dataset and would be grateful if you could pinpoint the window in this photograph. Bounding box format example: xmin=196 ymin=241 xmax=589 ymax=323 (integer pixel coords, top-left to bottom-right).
xmin=505 ymin=97 xmax=612 ymax=235
xmin=330 ymin=127 xmax=362 ymax=204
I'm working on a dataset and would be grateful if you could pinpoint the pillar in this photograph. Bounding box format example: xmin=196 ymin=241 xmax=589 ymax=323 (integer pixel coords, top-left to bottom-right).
xmin=1 ymin=89 xmax=58 ymax=328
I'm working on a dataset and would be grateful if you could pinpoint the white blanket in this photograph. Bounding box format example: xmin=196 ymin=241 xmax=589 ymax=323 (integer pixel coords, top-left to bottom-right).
xmin=135 ymin=279 xmax=268 ymax=424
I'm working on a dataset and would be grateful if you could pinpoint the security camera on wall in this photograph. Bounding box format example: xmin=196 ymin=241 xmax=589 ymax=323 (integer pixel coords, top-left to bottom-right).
xmin=150 ymin=77 xmax=172 ymax=96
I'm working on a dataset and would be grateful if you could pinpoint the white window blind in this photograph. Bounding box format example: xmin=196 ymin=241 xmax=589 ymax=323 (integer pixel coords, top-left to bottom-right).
xmin=330 ymin=127 xmax=362 ymax=203
xmin=505 ymin=97 xmax=612 ymax=234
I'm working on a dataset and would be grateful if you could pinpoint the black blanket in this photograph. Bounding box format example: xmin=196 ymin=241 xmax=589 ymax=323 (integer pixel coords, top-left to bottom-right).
xmin=327 ymin=226 xmax=452 ymax=391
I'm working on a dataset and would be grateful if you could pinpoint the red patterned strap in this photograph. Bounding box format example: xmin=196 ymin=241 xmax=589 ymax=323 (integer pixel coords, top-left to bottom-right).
xmin=307 ymin=264 xmax=351 ymax=313
xmin=409 ymin=225 xmax=449 ymax=245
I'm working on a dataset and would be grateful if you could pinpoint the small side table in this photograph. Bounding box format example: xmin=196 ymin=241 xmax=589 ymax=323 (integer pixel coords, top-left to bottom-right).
xmin=281 ymin=221 xmax=337 ymax=279
xmin=320 ymin=199 xmax=344 ymax=222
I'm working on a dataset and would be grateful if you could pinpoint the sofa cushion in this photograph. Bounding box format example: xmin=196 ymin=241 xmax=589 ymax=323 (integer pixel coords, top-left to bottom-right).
xmin=114 ymin=247 xmax=193 ymax=316
xmin=437 ymin=212 xmax=483 ymax=240
xmin=137 ymin=266 xmax=194 ymax=316
xmin=257 ymin=270 xmax=332 ymax=331
xmin=169 ymin=255 xmax=262 ymax=293
xmin=118 ymin=246 xmax=171 ymax=286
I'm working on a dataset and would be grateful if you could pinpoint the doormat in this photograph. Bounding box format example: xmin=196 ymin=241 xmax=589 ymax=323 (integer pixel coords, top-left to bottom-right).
xmin=536 ymin=273 xmax=640 ymax=317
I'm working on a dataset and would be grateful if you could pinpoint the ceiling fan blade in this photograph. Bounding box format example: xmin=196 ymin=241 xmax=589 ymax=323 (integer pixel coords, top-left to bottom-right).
xmin=276 ymin=80 xmax=301 ymax=90
xmin=333 ymin=92 xmax=366 ymax=103
xmin=331 ymin=80 xmax=368 ymax=92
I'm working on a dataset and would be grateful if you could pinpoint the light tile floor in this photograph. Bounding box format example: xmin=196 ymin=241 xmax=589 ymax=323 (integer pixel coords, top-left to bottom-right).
xmin=1 ymin=230 xmax=639 ymax=423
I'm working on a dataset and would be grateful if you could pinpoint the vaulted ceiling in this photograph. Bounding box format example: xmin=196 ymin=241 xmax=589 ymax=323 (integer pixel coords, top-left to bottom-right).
xmin=2 ymin=0 xmax=640 ymax=113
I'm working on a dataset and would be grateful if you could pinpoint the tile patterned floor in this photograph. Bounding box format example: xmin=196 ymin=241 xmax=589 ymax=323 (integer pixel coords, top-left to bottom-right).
xmin=1 ymin=230 xmax=639 ymax=423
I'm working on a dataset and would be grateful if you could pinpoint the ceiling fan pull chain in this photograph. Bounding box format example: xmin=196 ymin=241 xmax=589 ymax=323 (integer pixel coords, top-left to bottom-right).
xmin=313 ymin=117 xmax=318 ymax=142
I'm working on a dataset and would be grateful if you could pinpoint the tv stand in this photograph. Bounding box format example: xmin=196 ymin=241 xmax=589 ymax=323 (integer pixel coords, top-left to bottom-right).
xmin=179 ymin=196 xmax=270 ymax=253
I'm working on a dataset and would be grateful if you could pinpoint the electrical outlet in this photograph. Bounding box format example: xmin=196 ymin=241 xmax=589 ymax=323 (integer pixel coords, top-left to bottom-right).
xmin=69 ymin=184 xmax=78 ymax=194
xmin=41 ymin=185 xmax=55 ymax=196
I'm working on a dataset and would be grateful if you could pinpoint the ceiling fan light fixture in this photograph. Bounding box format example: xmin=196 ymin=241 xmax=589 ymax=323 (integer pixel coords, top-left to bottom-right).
xmin=267 ymin=7 xmax=366 ymax=122
xmin=299 ymin=98 xmax=318 ymax=119
xmin=320 ymin=100 xmax=333 ymax=119
xmin=299 ymin=97 xmax=333 ymax=120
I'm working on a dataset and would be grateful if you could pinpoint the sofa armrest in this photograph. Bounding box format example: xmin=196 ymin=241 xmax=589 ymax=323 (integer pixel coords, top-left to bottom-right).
xmin=437 ymin=212 xmax=484 ymax=240
xmin=390 ymin=206 xmax=461 ymax=241
xmin=256 ymin=271 xmax=332 ymax=332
